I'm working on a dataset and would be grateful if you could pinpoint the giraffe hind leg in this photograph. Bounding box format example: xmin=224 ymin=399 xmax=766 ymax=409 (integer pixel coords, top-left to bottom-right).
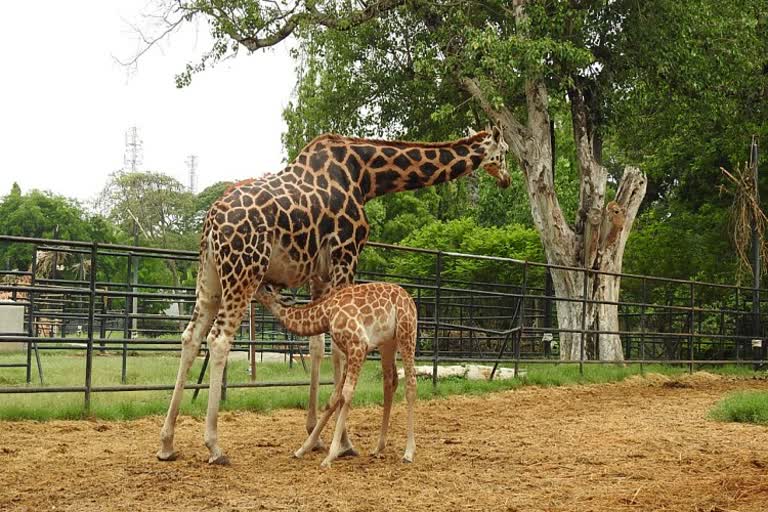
xmin=203 ymin=232 xmax=270 ymax=464
xmin=372 ymin=343 xmax=396 ymax=458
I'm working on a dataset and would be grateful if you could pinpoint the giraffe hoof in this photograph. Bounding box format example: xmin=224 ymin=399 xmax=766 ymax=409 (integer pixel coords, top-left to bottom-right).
xmin=311 ymin=439 xmax=326 ymax=452
xmin=369 ymin=450 xmax=384 ymax=459
xmin=402 ymin=455 xmax=414 ymax=464
xmin=208 ymin=454 xmax=231 ymax=466
xmin=320 ymin=459 xmax=333 ymax=469
xmin=156 ymin=450 xmax=178 ymax=462
xmin=338 ymin=447 xmax=358 ymax=458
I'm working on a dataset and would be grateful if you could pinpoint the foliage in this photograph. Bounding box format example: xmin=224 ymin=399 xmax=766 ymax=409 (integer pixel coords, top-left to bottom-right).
xmin=607 ymin=0 xmax=767 ymax=206
xmin=386 ymin=218 xmax=544 ymax=285
xmin=96 ymin=171 xmax=196 ymax=250
xmin=0 ymin=185 xmax=115 ymax=270
xmin=624 ymin=200 xmax=735 ymax=283
xmin=193 ymin=181 xmax=233 ymax=229
xmin=132 ymin=0 xmax=767 ymax=295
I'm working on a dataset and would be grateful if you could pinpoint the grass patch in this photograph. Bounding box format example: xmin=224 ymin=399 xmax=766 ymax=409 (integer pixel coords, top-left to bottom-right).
xmin=710 ymin=391 xmax=768 ymax=425
xmin=0 ymin=350 xmax=763 ymax=421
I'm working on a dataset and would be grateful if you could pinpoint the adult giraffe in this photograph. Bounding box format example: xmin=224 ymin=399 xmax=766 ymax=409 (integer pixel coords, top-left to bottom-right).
xmin=157 ymin=127 xmax=510 ymax=464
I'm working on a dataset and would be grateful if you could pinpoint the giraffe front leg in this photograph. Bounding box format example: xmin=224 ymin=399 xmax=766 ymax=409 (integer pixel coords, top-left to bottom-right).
xmin=295 ymin=372 xmax=344 ymax=459
xmin=321 ymin=345 xmax=364 ymax=468
xmin=306 ymin=333 xmax=326 ymax=451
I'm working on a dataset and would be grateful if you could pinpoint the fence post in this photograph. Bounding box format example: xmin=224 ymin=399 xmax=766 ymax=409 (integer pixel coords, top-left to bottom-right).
xmin=416 ymin=285 xmax=422 ymax=358
xmin=579 ymin=268 xmax=589 ymax=376
xmin=749 ymin=136 xmax=763 ymax=367
xmin=26 ymin=249 xmax=38 ymax=384
xmin=84 ymin=243 xmax=97 ymax=413
xmin=736 ymin=287 xmax=741 ymax=361
xmin=99 ymin=299 xmax=107 ymax=353
xmin=131 ymin=223 xmax=139 ymax=340
xmin=249 ymin=302 xmax=256 ymax=381
xmin=432 ymin=251 xmax=443 ymax=387
xmin=689 ymin=282 xmax=695 ymax=374
xmin=640 ymin=278 xmax=647 ymax=375
xmin=122 ymin=254 xmax=130 ymax=384
xmin=515 ymin=262 xmax=528 ymax=378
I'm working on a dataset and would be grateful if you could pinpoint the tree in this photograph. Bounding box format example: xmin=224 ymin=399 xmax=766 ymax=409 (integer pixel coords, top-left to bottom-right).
xmin=193 ymin=181 xmax=234 ymax=230
xmin=97 ymin=171 xmax=196 ymax=248
xmin=145 ymin=0 xmax=764 ymax=361
xmin=606 ymin=0 xmax=767 ymax=208
xmin=0 ymin=185 xmax=114 ymax=269
xmin=97 ymin=171 xmax=197 ymax=316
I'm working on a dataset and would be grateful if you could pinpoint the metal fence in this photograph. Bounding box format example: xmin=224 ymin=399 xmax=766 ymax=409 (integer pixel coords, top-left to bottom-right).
xmin=1 ymin=234 xmax=766 ymax=408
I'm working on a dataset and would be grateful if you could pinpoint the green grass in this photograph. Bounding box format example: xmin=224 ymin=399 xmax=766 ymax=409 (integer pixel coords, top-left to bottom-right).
xmin=710 ymin=391 xmax=768 ymax=425
xmin=0 ymin=350 xmax=763 ymax=421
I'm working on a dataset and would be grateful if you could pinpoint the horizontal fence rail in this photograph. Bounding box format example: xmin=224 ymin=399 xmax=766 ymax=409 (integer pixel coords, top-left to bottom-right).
xmin=0 ymin=234 xmax=766 ymax=410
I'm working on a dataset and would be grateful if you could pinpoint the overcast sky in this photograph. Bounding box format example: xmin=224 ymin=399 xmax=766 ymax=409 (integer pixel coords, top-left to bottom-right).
xmin=0 ymin=1 xmax=297 ymax=203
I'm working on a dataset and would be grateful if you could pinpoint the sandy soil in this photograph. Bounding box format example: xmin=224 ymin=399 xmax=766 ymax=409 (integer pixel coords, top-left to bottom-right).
xmin=2 ymin=373 xmax=768 ymax=512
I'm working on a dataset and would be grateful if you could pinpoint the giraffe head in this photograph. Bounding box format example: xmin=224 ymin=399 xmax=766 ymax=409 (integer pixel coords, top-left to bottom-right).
xmin=471 ymin=126 xmax=510 ymax=188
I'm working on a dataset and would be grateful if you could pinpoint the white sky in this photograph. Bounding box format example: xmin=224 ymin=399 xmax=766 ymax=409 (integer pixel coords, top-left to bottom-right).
xmin=0 ymin=1 xmax=297 ymax=203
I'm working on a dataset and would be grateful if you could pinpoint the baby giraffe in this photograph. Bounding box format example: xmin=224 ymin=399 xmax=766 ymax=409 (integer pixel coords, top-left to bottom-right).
xmin=254 ymin=282 xmax=417 ymax=468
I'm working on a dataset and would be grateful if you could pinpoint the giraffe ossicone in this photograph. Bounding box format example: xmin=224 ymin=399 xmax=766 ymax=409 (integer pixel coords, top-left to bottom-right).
xmin=157 ymin=130 xmax=510 ymax=464
xmin=255 ymin=281 xmax=418 ymax=467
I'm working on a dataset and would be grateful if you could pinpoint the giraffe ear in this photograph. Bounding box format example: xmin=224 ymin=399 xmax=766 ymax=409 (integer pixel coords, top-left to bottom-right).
xmin=468 ymin=127 xmax=477 ymax=136
xmin=492 ymin=125 xmax=502 ymax=144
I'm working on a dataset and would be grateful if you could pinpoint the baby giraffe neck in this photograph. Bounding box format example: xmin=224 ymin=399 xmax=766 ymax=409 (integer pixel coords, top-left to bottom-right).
xmin=267 ymin=300 xmax=330 ymax=337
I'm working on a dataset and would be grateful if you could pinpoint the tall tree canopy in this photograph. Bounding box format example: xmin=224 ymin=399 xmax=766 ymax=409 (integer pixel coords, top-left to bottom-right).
xmin=144 ymin=0 xmax=765 ymax=361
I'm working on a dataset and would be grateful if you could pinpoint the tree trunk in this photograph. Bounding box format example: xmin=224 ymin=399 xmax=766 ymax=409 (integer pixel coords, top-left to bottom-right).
xmin=460 ymin=3 xmax=648 ymax=362
xmin=554 ymin=270 xmax=624 ymax=362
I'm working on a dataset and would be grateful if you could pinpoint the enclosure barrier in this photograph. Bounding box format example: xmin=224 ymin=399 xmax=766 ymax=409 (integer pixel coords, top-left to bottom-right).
xmin=0 ymin=234 xmax=766 ymax=411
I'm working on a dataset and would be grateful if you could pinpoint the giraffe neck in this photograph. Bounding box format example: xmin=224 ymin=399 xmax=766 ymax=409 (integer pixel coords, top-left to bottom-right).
xmin=296 ymin=133 xmax=489 ymax=202
xmin=264 ymin=299 xmax=331 ymax=338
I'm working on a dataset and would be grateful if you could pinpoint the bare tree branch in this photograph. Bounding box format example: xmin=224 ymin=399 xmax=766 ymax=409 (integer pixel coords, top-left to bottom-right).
xmin=114 ymin=14 xmax=186 ymax=68
xmin=459 ymin=77 xmax=528 ymax=157
xmin=569 ymin=85 xmax=607 ymax=237
xmin=236 ymin=0 xmax=407 ymax=52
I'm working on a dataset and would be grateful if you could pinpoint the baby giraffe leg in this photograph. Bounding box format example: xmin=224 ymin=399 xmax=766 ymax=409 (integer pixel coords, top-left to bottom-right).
xmin=294 ymin=371 xmax=345 ymax=459
xmin=372 ymin=344 xmax=397 ymax=457
xmin=400 ymin=343 xmax=416 ymax=462
xmin=333 ymin=346 xmax=358 ymax=457
xmin=322 ymin=341 xmax=365 ymax=468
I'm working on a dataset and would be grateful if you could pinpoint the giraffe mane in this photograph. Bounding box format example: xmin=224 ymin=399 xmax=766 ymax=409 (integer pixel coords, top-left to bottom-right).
xmin=297 ymin=132 xmax=489 ymax=154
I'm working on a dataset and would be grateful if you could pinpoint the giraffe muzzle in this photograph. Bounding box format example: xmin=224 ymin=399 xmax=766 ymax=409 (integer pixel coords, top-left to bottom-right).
xmin=484 ymin=162 xmax=510 ymax=188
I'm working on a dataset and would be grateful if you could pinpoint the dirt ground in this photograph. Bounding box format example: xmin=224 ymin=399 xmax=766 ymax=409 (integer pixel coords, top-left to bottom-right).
xmin=2 ymin=374 xmax=768 ymax=512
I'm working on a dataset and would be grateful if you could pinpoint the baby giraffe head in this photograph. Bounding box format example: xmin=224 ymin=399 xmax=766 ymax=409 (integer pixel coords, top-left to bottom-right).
xmin=254 ymin=283 xmax=295 ymax=307
xmin=471 ymin=125 xmax=510 ymax=189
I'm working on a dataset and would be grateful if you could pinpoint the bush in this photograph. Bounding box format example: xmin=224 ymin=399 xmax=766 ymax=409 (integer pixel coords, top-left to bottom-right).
xmin=709 ymin=390 xmax=768 ymax=425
